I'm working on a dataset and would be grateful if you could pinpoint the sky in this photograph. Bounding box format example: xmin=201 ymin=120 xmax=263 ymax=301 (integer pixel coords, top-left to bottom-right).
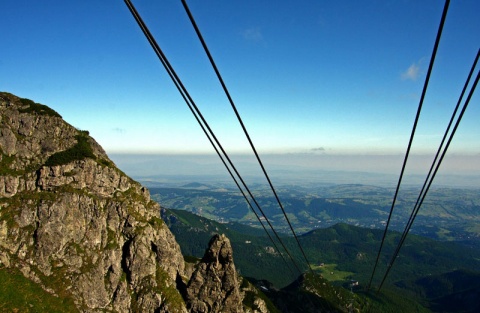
xmin=1 ymin=0 xmax=479 ymax=179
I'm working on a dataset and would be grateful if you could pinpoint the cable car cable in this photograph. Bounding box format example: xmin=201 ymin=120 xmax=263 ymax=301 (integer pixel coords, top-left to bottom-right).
xmin=124 ymin=0 xmax=302 ymax=275
xmin=383 ymin=48 xmax=479 ymax=287
xmin=181 ymin=0 xmax=314 ymax=274
xmin=377 ymin=55 xmax=480 ymax=292
xmin=367 ymin=0 xmax=450 ymax=291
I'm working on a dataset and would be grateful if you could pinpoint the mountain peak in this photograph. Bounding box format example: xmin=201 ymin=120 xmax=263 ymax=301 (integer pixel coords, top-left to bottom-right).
xmin=0 ymin=92 xmax=279 ymax=312
xmin=1 ymin=92 xmax=187 ymax=311
xmin=186 ymin=233 xmax=243 ymax=313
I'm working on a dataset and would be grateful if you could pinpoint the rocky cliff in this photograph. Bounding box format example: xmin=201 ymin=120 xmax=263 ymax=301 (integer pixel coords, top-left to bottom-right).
xmin=0 ymin=92 xmax=270 ymax=312
xmin=186 ymin=234 xmax=243 ymax=313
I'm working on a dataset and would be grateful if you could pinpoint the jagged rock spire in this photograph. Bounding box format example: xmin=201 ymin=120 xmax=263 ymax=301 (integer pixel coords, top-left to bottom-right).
xmin=186 ymin=234 xmax=244 ymax=313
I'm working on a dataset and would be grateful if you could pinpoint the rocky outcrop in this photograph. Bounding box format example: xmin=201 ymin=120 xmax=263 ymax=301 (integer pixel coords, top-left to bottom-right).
xmin=0 ymin=92 xmax=276 ymax=313
xmin=239 ymin=278 xmax=271 ymax=313
xmin=0 ymin=92 xmax=188 ymax=312
xmin=186 ymin=234 xmax=244 ymax=313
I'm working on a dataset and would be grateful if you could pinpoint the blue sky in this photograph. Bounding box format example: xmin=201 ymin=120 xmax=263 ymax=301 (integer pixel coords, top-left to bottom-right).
xmin=1 ymin=1 xmax=479 ymax=176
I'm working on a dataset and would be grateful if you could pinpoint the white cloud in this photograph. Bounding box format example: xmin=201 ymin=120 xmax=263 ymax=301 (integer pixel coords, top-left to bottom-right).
xmin=401 ymin=62 xmax=421 ymax=81
xmin=112 ymin=127 xmax=126 ymax=134
xmin=242 ymin=27 xmax=263 ymax=42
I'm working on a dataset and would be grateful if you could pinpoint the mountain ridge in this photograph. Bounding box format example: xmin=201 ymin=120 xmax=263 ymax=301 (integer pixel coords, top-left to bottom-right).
xmin=4 ymin=91 xmax=479 ymax=312
xmin=0 ymin=92 xmax=274 ymax=312
xmin=163 ymin=207 xmax=480 ymax=312
xmin=0 ymin=92 xmax=188 ymax=311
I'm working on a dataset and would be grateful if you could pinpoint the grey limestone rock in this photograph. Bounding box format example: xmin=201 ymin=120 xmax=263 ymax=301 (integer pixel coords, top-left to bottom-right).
xmin=0 ymin=92 xmax=187 ymax=312
xmin=186 ymin=234 xmax=244 ymax=313
xmin=0 ymin=92 xmax=274 ymax=313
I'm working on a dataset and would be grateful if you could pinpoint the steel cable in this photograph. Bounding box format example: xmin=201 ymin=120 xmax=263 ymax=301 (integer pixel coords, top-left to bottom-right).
xmin=377 ymin=51 xmax=480 ymax=292
xmin=124 ymin=0 xmax=302 ymax=276
xmin=181 ymin=0 xmax=315 ymax=274
xmin=367 ymin=0 xmax=451 ymax=291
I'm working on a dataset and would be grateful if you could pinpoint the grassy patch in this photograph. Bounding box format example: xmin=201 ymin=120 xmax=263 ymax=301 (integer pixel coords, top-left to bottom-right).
xmin=148 ymin=216 xmax=164 ymax=228
xmin=155 ymin=267 xmax=185 ymax=307
xmin=97 ymin=158 xmax=114 ymax=168
xmin=0 ymin=267 xmax=78 ymax=312
xmin=18 ymin=98 xmax=62 ymax=118
xmin=183 ymin=255 xmax=201 ymax=264
xmin=435 ymin=228 xmax=454 ymax=241
xmin=0 ymin=151 xmax=17 ymax=176
xmin=312 ymin=263 xmax=355 ymax=283
xmin=106 ymin=228 xmax=119 ymax=250
xmin=45 ymin=133 xmax=95 ymax=166
xmin=466 ymin=223 xmax=480 ymax=235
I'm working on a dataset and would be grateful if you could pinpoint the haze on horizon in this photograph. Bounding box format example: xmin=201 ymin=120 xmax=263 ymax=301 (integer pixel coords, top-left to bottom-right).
xmin=1 ymin=1 xmax=479 ymax=183
xmin=109 ymin=152 xmax=480 ymax=189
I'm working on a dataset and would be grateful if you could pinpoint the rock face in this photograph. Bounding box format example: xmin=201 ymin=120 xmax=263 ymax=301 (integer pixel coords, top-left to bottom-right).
xmin=0 ymin=92 xmax=274 ymax=313
xmin=0 ymin=92 xmax=189 ymax=312
xmin=186 ymin=234 xmax=243 ymax=313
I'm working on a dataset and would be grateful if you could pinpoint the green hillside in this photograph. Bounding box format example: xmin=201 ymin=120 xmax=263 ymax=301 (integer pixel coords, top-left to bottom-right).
xmin=298 ymin=223 xmax=480 ymax=285
xmin=162 ymin=208 xmax=296 ymax=287
xmin=163 ymin=208 xmax=480 ymax=312
xmin=396 ymin=269 xmax=480 ymax=312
